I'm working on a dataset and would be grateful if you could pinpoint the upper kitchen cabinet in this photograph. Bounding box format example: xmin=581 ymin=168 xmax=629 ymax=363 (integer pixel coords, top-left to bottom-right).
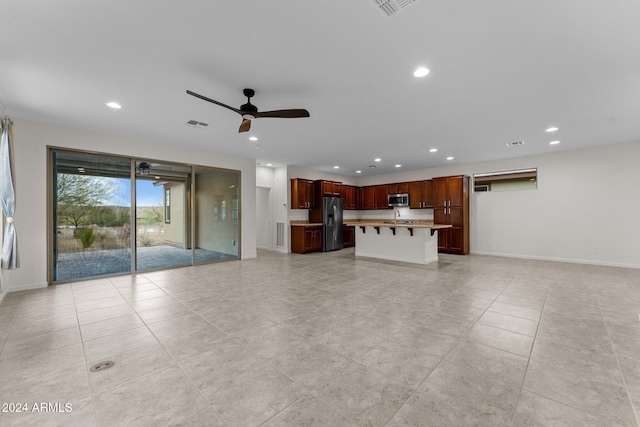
xmin=433 ymin=175 xmax=469 ymax=254
xmin=375 ymin=185 xmax=390 ymax=210
xmin=387 ymin=183 xmax=409 ymax=194
xmin=360 ymin=186 xmax=375 ymax=210
xmin=409 ymin=180 xmax=434 ymax=209
xmin=340 ymin=185 xmax=358 ymax=210
xmin=290 ymin=178 xmax=315 ymax=209
xmin=316 ymin=180 xmax=342 ymax=196
xmin=361 ymin=185 xmax=390 ymax=210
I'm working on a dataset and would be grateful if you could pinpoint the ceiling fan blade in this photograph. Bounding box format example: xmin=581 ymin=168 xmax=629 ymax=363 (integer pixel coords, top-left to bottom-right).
xmin=253 ymin=109 xmax=310 ymax=119
xmin=186 ymin=90 xmax=242 ymax=115
xmin=239 ymin=119 xmax=251 ymax=133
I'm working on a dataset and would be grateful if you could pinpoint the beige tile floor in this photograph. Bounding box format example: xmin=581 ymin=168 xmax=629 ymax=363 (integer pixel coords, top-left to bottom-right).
xmin=0 ymin=249 xmax=639 ymax=426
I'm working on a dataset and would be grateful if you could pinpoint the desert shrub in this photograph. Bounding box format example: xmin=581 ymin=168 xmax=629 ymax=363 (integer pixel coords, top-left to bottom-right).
xmin=139 ymin=232 xmax=153 ymax=247
xmin=74 ymin=227 xmax=96 ymax=249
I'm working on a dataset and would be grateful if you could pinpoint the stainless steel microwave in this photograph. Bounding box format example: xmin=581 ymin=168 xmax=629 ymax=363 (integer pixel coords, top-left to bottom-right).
xmin=388 ymin=193 xmax=409 ymax=207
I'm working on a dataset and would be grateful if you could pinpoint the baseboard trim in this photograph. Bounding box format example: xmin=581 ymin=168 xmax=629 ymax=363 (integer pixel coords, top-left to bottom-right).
xmin=6 ymin=281 xmax=48 ymax=293
xmin=471 ymin=251 xmax=640 ymax=270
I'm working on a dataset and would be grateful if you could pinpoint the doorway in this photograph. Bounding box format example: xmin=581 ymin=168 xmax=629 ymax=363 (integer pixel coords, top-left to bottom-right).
xmin=256 ymin=187 xmax=271 ymax=250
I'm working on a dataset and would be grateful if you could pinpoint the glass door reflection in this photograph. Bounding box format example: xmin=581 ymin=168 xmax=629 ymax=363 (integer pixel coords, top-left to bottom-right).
xmin=194 ymin=167 xmax=239 ymax=263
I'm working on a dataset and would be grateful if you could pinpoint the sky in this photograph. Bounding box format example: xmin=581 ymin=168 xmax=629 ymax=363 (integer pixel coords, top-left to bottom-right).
xmin=108 ymin=178 xmax=163 ymax=207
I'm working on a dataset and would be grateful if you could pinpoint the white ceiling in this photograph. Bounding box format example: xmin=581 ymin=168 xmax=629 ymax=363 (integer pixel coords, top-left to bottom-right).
xmin=2 ymin=1 xmax=640 ymax=176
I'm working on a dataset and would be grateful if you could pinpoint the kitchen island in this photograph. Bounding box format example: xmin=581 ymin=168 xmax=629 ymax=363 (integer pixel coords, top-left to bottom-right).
xmin=343 ymin=219 xmax=451 ymax=265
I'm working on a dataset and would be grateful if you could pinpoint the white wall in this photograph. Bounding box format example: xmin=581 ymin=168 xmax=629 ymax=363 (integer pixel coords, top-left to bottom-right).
xmin=162 ymin=182 xmax=186 ymax=248
xmin=356 ymin=141 xmax=640 ymax=268
xmin=1 ymin=118 xmax=257 ymax=292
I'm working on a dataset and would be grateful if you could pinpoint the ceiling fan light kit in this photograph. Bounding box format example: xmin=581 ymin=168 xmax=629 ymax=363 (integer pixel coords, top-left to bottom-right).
xmin=186 ymin=88 xmax=310 ymax=133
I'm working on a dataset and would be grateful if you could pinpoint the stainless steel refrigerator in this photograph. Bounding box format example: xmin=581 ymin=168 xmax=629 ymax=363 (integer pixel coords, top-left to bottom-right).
xmin=322 ymin=196 xmax=343 ymax=251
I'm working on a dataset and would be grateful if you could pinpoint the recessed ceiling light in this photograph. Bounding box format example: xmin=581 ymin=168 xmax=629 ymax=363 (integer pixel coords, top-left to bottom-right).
xmin=356 ymin=170 xmax=362 ymax=174
xmin=413 ymin=67 xmax=430 ymax=78
xmin=333 ymin=166 xmax=340 ymax=169
xmin=429 ymin=148 xmax=438 ymax=153
xmin=549 ymin=140 xmax=560 ymax=145
xmin=546 ymin=127 xmax=558 ymax=133
xmin=249 ymin=136 xmax=258 ymax=141
xmin=374 ymin=158 xmax=381 ymax=162
xmin=446 ymin=156 xmax=454 ymax=160
xmin=266 ymin=163 xmax=273 ymax=166
xmin=106 ymin=102 xmax=122 ymax=109
xmin=395 ymin=164 xmax=402 ymax=168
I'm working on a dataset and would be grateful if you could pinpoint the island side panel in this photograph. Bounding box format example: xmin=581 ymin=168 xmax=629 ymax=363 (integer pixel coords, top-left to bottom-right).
xmin=354 ymin=226 xmax=439 ymax=265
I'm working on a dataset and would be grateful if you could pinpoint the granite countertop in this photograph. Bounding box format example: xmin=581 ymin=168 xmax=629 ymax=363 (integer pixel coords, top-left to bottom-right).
xmin=290 ymin=221 xmax=323 ymax=227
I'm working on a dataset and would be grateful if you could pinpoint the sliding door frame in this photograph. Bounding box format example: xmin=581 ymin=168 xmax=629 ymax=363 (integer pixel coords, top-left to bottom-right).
xmin=47 ymin=146 xmax=241 ymax=285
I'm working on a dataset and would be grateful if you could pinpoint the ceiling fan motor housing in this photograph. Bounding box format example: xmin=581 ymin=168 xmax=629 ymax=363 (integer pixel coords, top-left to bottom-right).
xmin=240 ymin=102 xmax=258 ymax=113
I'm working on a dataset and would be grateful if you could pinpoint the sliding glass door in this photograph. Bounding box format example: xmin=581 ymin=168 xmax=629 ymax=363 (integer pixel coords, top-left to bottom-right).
xmin=194 ymin=167 xmax=239 ymax=263
xmin=52 ymin=151 xmax=132 ymax=281
xmin=134 ymin=161 xmax=192 ymax=271
xmin=50 ymin=149 xmax=240 ymax=283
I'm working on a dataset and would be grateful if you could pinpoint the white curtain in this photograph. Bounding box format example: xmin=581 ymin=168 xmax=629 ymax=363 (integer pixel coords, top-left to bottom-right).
xmin=1 ymin=117 xmax=19 ymax=270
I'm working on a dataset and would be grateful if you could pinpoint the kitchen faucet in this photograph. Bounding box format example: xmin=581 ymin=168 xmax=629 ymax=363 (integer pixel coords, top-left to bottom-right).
xmin=394 ymin=209 xmax=400 ymax=225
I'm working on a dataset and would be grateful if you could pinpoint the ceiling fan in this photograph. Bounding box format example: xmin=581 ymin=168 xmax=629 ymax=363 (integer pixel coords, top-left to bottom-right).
xmin=186 ymin=88 xmax=310 ymax=133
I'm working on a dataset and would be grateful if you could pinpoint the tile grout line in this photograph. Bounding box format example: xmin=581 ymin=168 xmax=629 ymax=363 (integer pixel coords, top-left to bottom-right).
xmin=0 ymin=297 xmax=21 ymax=355
xmin=598 ymin=295 xmax=640 ymax=427
xmin=112 ymin=275 xmax=232 ymax=425
xmin=382 ymin=275 xmax=514 ymax=426
xmin=70 ymin=281 xmax=102 ymax=427
xmin=508 ymin=281 xmax=550 ymax=426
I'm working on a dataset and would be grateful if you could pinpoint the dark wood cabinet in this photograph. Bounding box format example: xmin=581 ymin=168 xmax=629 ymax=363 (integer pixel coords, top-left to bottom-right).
xmin=387 ymin=183 xmax=409 ymax=194
xmin=343 ymin=225 xmax=355 ymax=248
xmin=433 ymin=175 xmax=469 ymax=254
xmin=355 ymin=185 xmax=390 ymax=210
xmin=375 ymin=185 xmax=390 ymax=210
xmin=290 ymin=178 xmax=314 ymax=209
xmin=409 ymin=180 xmax=434 ymax=209
xmin=360 ymin=186 xmax=375 ymax=210
xmin=340 ymin=185 xmax=358 ymax=210
xmin=316 ymin=180 xmax=341 ymax=196
xmin=291 ymin=225 xmax=323 ymax=253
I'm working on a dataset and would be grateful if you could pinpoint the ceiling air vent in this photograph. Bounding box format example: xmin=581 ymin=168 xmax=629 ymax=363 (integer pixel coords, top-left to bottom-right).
xmin=506 ymin=141 xmax=525 ymax=147
xmin=372 ymin=0 xmax=419 ymax=18
xmin=185 ymin=120 xmax=208 ymax=129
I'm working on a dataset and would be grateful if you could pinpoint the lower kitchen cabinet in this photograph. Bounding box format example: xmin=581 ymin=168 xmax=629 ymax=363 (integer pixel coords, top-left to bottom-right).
xmin=343 ymin=225 xmax=355 ymax=248
xmin=291 ymin=225 xmax=323 ymax=254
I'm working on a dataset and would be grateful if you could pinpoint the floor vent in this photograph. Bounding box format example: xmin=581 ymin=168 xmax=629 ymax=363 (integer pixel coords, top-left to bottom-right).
xmin=276 ymin=222 xmax=285 ymax=247
xmin=90 ymin=360 xmax=115 ymax=372
xmin=372 ymin=0 xmax=419 ymax=18
xmin=185 ymin=120 xmax=209 ymax=129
